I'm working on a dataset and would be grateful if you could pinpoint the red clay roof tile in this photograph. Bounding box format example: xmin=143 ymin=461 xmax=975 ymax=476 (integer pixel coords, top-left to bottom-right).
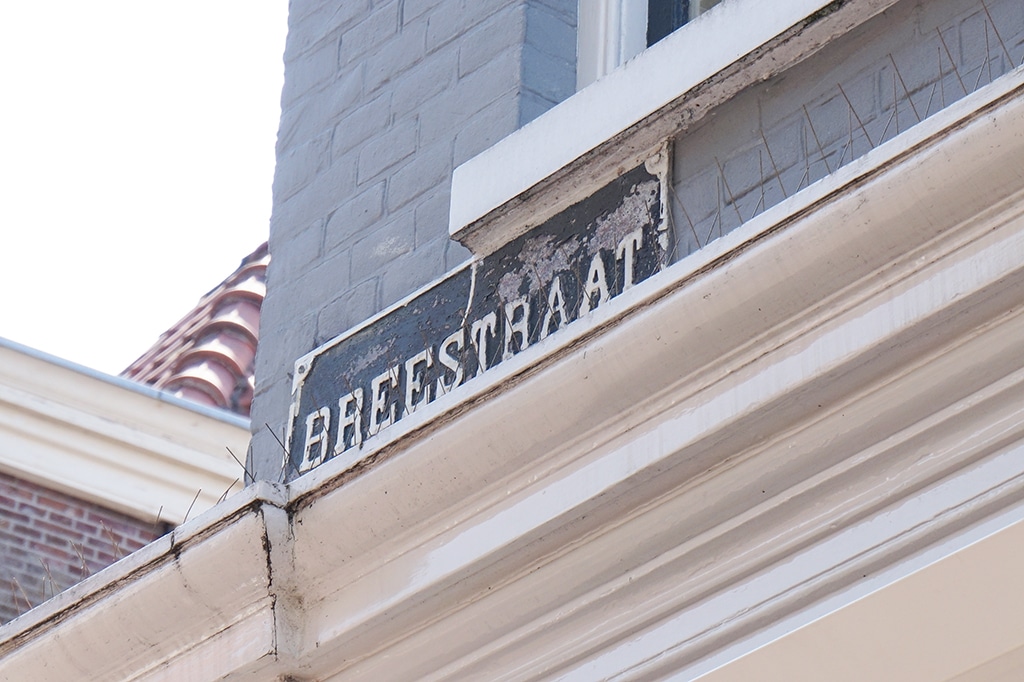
xmin=121 ymin=243 xmax=268 ymax=417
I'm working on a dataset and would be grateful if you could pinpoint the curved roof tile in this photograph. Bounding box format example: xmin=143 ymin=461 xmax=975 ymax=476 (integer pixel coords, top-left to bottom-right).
xmin=183 ymin=334 xmax=257 ymax=377
xmin=122 ymin=243 xmax=268 ymax=417
xmin=207 ymin=301 xmax=261 ymax=340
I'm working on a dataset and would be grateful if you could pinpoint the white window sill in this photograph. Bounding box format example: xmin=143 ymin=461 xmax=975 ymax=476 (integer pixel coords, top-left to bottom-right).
xmin=449 ymin=0 xmax=896 ymax=254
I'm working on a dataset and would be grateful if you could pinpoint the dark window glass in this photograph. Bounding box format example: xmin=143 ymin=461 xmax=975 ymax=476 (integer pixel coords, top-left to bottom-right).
xmin=647 ymin=0 xmax=689 ymax=46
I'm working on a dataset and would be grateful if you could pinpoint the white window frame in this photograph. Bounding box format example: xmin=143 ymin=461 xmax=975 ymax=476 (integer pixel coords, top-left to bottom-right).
xmin=577 ymin=0 xmax=724 ymax=90
xmin=577 ymin=0 xmax=648 ymax=90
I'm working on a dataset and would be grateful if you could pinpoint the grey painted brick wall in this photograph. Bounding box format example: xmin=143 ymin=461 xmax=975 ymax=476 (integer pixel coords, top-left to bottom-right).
xmin=669 ymin=0 xmax=1024 ymax=260
xmin=250 ymin=0 xmax=1022 ymax=481
xmin=249 ymin=0 xmax=576 ymax=479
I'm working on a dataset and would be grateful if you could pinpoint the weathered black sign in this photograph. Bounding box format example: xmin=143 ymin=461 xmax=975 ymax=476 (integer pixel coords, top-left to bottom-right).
xmin=286 ymin=160 xmax=668 ymax=476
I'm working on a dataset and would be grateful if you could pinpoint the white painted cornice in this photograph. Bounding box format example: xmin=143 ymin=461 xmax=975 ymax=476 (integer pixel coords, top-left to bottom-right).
xmin=0 ymin=483 xmax=285 ymax=680
xmin=3 ymin=58 xmax=1024 ymax=681
xmin=0 ymin=339 xmax=248 ymax=524
xmin=281 ymin=69 xmax=1024 ymax=679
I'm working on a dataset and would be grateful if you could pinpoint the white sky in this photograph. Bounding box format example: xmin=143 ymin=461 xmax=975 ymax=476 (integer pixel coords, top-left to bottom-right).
xmin=0 ymin=2 xmax=288 ymax=375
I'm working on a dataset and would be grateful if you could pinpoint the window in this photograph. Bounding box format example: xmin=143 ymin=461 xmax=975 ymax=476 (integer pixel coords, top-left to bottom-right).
xmin=577 ymin=0 xmax=723 ymax=89
xmin=647 ymin=0 xmax=722 ymax=46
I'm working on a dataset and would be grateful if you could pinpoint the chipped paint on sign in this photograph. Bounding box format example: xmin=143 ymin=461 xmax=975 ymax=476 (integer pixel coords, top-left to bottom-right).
xmin=286 ymin=159 xmax=669 ymax=477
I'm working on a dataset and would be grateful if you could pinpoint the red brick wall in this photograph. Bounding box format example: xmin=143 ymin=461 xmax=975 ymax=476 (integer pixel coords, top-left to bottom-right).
xmin=0 ymin=470 xmax=167 ymax=625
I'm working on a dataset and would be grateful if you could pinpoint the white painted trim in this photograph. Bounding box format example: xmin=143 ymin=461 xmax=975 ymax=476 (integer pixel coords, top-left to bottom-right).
xmin=576 ymin=0 xmax=648 ymax=90
xmin=576 ymin=0 xmax=728 ymax=90
xmin=288 ymin=73 xmax=1024 ymax=678
xmin=694 ymin=508 xmax=1024 ymax=681
xmin=451 ymin=0 xmax=899 ymax=253
xmin=0 ymin=339 xmax=249 ymax=524
xmin=283 ymin=72 xmax=1024 ymax=677
xmin=0 ymin=337 xmax=249 ymax=428
xmin=0 ymin=483 xmax=284 ymax=679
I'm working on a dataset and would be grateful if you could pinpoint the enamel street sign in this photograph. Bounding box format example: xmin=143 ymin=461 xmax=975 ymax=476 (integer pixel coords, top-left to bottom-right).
xmin=286 ymin=156 xmax=670 ymax=477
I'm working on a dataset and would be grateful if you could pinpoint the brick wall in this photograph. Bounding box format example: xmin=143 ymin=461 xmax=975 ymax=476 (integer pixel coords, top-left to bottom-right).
xmin=0 ymin=471 xmax=166 ymax=625
xmin=249 ymin=0 xmax=577 ymax=479
xmin=669 ymin=0 xmax=1024 ymax=260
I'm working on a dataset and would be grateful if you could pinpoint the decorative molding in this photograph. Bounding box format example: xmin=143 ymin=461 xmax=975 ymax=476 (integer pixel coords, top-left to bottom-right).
xmin=0 ymin=339 xmax=249 ymax=524
xmin=0 ymin=484 xmax=283 ymax=679
xmin=281 ymin=73 xmax=1024 ymax=678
